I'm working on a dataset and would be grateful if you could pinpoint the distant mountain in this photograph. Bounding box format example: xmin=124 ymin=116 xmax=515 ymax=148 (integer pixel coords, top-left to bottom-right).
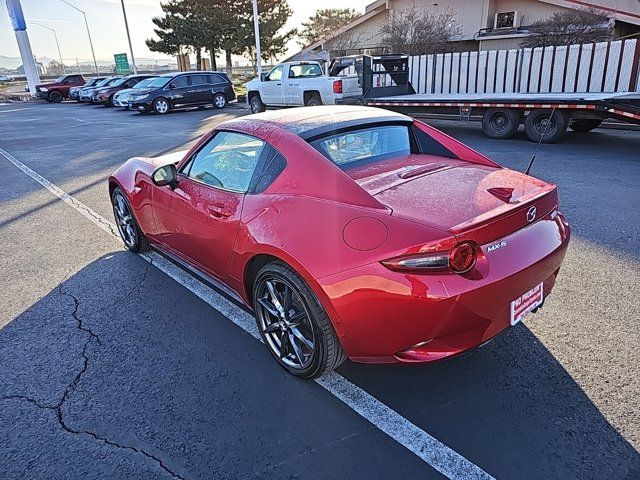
xmin=0 ymin=54 xmax=174 ymax=70
xmin=0 ymin=55 xmax=22 ymax=69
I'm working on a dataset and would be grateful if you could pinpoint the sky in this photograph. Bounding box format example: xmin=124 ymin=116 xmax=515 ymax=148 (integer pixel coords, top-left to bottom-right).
xmin=0 ymin=0 xmax=370 ymax=65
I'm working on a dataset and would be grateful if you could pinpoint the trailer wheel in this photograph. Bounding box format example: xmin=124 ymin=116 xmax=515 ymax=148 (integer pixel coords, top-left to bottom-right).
xmin=524 ymin=109 xmax=569 ymax=143
xmin=569 ymin=119 xmax=602 ymax=132
xmin=482 ymin=108 xmax=520 ymax=139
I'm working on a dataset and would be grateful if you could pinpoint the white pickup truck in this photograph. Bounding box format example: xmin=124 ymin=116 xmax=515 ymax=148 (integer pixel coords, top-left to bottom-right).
xmin=246 ymin=61 xmax=361 ymax=113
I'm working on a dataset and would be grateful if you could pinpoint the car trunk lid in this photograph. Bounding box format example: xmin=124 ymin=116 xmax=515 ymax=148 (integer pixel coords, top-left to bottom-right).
xmin=346 ymin=155 xmax=558 ymax=244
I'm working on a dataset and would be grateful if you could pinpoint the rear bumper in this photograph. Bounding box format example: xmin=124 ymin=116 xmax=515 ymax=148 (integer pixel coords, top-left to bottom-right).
xmin=317 ymin=212 xmax=570 ymax=363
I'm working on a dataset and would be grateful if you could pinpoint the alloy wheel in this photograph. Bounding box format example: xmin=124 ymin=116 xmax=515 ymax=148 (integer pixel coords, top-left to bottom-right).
xmin=155 ymin=99 xmax=169 ymax=114
xmin=255 ymin=276 xmax=316 ymax=369
xmin=112 ymin=192 xmax=137 ymax=248
xmin=214 ymin=94 xmax=226 ymax=108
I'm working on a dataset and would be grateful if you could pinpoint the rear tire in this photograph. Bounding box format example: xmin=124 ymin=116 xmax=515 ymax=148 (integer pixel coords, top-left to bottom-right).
xmin=249 ymin=94 xmax=266 ymax=114
xmin=482 ymin=108 xmax=520 ymax=139
xmin=49 ymin=91 xmax=63 ymax=103
xmin=212 ymin=93 xmax=227 ymax=109
xmin=111 ymin=187 xmax=149 ymax=253
xmin=569 ymin=119 xmax=602 ymax=132
xmin=524 ymin=109 xmax=569 ymax=143
xmin=252 ymin=261 xmax=346 ymax=379
xmin=305 ymin=94 xmax=322 ymax=106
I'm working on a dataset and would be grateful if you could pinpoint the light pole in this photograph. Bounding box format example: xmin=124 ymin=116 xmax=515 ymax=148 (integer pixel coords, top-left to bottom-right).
xmin=31 ymin=23 xmax=64 ymax=72
xmin=59 ymin=0 xmax=99 ymax=75
xmin=120 ymin=0 xmax=137 ymax=74
xmin=251 ymin=0 xmax=262 ymax=76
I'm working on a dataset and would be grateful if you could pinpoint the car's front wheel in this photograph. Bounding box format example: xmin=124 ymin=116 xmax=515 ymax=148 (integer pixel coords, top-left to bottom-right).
xmin=252 ymin=261 xmax=347 ymax=379
xmin=153 ymin=97 xmax=170 ymax=114
xmin=111 ymin=187 xmax=149 ymax=253
xmin=49 ymin=91 xmax=63 ymax=103
xmin=249 ymin=94 xmax=266 ymax=114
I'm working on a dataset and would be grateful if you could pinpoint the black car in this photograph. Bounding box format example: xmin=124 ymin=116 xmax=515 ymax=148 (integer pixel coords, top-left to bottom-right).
xmin=127 ymin=71 xmax=235 ymax=114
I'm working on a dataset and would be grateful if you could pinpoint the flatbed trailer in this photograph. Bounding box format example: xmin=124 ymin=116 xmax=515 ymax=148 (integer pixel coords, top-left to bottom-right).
xmin=334 ymin=54 xmax=640 ymax=143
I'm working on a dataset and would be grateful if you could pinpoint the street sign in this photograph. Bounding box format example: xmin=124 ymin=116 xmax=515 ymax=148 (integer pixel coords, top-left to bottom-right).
xmin=114 ymin=53 xmax=130 ymax=74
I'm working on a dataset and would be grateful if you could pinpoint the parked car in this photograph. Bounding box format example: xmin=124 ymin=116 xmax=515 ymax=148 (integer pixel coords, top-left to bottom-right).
xmin=69 ymin=77 xmax=106 ymax=101
xmin=92 ymin=74 xmax=156 ymax=106
xmin=35 ymin=74 xmax=86 ymax=102
xmin=246 ymin=61 xmax=360 ymax=113
xmin=0 ymin=75 xmax=16 ymax=82
xmin=112 ymin=77 xmax=158 ymax=108
xmin=109 ymin=105 xmax=570 ymax=378
xmin=127 ymin=71 xmax=235 ymax=114
xmin=78 ymin=76 xmax=120 ymax=103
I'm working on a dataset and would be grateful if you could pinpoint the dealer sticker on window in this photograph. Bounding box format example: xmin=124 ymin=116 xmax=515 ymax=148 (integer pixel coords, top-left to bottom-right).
xmin=510 ymin=283 xmax=544 ymax=326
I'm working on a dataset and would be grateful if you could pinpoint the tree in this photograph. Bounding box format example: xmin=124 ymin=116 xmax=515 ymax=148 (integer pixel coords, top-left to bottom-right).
xmin=521 ymin=8 xmax=612 ymax=48
xmin=380 ymin=4 xmax=461 ymax=55
xmin=297 ymin=8 xmax=360 ymax=48
xmin=47 ymin=60 xmax=67 ymax=75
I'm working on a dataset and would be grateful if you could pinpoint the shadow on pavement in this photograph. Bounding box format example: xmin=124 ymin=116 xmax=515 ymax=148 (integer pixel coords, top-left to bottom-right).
xmin=339 ymin=323 xmax=640 ymax=480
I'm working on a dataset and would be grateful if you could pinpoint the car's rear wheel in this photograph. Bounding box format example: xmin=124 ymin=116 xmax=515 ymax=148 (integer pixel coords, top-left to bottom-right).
xmin=49 ymin=91 xmax=63 ymax=103
xmin=107 ymin=94 xmax=115 ymax=107
xmin=153 ymin=97 xmax=170 ymax=114
xmin=252 ymin=261 xmax=346 ymax=379
xmin=305 ymin=94 xmax=322 ymax=106
xmin=249 ymin=94 xmax=266 ymax=114
xmin=213 ymin=92 xmax=227 ymax=109
xmin=111 ymin=187 xmax=149 ymax=253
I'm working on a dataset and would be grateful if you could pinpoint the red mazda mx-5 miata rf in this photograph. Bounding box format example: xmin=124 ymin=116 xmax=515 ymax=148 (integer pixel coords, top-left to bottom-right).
xmin=109 ymin=106 xmax=570 ymax=378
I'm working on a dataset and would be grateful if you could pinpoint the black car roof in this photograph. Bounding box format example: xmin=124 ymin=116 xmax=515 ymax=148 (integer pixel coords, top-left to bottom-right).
xmin=159 ymin=71 xmax=229 ymax=78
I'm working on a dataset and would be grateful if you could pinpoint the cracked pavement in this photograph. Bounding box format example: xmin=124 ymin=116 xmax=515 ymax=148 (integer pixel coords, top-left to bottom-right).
xmin=1 ymin=102 xmax=638 ymax=479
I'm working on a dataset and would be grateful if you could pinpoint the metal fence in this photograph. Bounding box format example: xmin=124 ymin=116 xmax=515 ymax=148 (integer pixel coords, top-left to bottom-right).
xmin=408 ymin=38 xmax=640 ymax=95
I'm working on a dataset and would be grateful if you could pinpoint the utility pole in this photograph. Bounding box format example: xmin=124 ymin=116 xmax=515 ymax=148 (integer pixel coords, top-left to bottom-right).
xmin=120 ymin=0 xmax=137 ymax=74
xmin=59 ymin=0 xmax=99 ymax=75
xmin=31 ymin=23 xmax=64 ymax=72
xmin=5 ymin=0 xmax=40 ymax=95
xmin=252 ymin=0 xmax=262 ymax=76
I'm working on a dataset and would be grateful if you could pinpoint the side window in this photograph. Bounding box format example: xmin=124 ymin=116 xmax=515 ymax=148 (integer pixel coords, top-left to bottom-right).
xmin=184 ymin=132 xmax=265 ymax=192
xmin=250 ymin=147 xmax=287 ymax=193
xmin=289 ymin=64 xmax=323 ymax=78
xmin=170 ymin=76 xmax=189 ymax=88
xmin=126 ymin=78 xmax=138 ymax=87
xmin=267 ymin=65 xmax=284 ymax=81
xmin=190 ymin=74 xmax=209 ymax=85
xmin=210 ymin=74 xmax=225 ymax=84
xmin=411 ymin=126 xmax=459 ymax=159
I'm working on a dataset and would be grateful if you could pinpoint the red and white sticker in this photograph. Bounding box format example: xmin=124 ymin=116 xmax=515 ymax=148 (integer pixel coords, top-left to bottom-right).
xmin=510 ymin=283 xmax=544 ymax=326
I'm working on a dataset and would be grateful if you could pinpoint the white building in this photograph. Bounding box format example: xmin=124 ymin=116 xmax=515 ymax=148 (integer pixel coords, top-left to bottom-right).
xmin=294 ymin=0 xmax=640 ymax=58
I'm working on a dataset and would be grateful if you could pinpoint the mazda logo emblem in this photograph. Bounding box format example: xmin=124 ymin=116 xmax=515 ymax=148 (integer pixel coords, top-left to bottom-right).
xmin=526 ymin=206 xmax=537 ymax=223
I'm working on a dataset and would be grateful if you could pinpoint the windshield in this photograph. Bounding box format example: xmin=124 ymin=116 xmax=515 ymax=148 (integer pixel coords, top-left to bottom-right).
xmin=95 ymin=78 xmax=113 ymax=87
xmin=145 ymin=76 xmax=171 ymax=89
xmin=312 ymin=125 xmax=411 ymax=167
xmin=111 ymin=77 xmax=129 ymax=87
xmin=133 ymin=77 xmax=157 ymax=89
xmin=53 ymin=75 xmax=67 ymax=83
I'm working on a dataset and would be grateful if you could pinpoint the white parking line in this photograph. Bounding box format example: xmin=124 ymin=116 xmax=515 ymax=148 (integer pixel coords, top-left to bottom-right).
xmin=0 ymin=146 xmax=494 ymax=480
xmin=0 ymin=107 xmax=32 ymax=113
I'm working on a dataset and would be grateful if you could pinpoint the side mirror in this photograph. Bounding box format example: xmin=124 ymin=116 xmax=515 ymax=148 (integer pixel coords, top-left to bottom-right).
xmin=152 ymin=164 xmax=178 ymax=188
xmin=260 ymin=73 xmax=268 ymax=81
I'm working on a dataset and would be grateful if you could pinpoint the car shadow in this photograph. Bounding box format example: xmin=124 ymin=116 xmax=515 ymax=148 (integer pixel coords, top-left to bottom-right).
xmin=0 ymin=251 xmax=445 ymax=480
xmin=338 ymin=324 xmax=640 ymax=480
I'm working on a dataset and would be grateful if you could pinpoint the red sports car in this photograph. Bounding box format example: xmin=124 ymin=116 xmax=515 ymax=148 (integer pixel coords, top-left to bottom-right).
xmin=109 ymin=106 xmax=570 ymax=378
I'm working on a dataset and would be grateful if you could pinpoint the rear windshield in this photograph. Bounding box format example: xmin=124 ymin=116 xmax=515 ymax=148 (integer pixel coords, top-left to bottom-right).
xmin=312 ymin=125 xmax=411 ymax=167
xmin=145 ymin=76 xmax=171 ymax=88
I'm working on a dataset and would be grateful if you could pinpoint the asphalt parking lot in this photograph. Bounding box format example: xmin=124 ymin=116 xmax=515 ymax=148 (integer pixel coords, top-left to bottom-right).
xmin=0 ymin=100 xmax=638 ymax=480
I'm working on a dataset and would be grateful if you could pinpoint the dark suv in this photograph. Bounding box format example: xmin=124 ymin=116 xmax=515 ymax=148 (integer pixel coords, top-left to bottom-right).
xmin=127 ymin=71 xmax=235 ymax=114
xmin=35 ymin=74 xmax=86 ymax=102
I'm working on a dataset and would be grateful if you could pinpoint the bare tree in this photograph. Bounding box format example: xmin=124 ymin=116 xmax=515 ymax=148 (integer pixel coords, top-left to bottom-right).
xmin=325 ymin=30 xmax=370 ymax=56
xmin=521 ymin=8 xmax=612 ymax=48
xmin=380 ymin=4 xmax=461 ymax=55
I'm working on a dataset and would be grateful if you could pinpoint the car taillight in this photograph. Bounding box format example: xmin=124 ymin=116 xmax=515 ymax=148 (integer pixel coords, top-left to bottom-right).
xmin=449 ymin=242 xmax=477 ymax=273
xmin=381 ymin=242 xmax=478 ymax=274
xmin=333 ymin=80 xmax=342 ymax=94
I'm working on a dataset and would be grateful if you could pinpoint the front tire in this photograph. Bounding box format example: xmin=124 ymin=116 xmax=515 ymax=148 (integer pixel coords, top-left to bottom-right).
xmin=153 ymin=97 xmax=170 ymax=115
xmin=252 ymin=261 xmax=346 ymax=379
xmin=49 ymin=91 xmax=63 ymax=103
xmin=482 ymin=108 xmax=520 ymax=139
xmin=111 ymin=187 xmax=149 ymax=253
xmin=212 ymin=93 xmax=227 ymax=109
xmin=249 ymin=94 xmax=266 ymax=114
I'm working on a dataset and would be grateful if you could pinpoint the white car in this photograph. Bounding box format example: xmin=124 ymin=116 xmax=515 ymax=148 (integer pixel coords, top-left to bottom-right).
xmin=112 ymin=77 xmax=158 ymax=108
xmin=246 ymin=61 xmax=360 ymax=113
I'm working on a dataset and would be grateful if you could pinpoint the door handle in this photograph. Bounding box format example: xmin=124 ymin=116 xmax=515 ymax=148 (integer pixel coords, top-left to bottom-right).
xmin=208 ymin=205 xmax=232 ymax=218
xmin=275 ymin=83 xmax=282 ymax=86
